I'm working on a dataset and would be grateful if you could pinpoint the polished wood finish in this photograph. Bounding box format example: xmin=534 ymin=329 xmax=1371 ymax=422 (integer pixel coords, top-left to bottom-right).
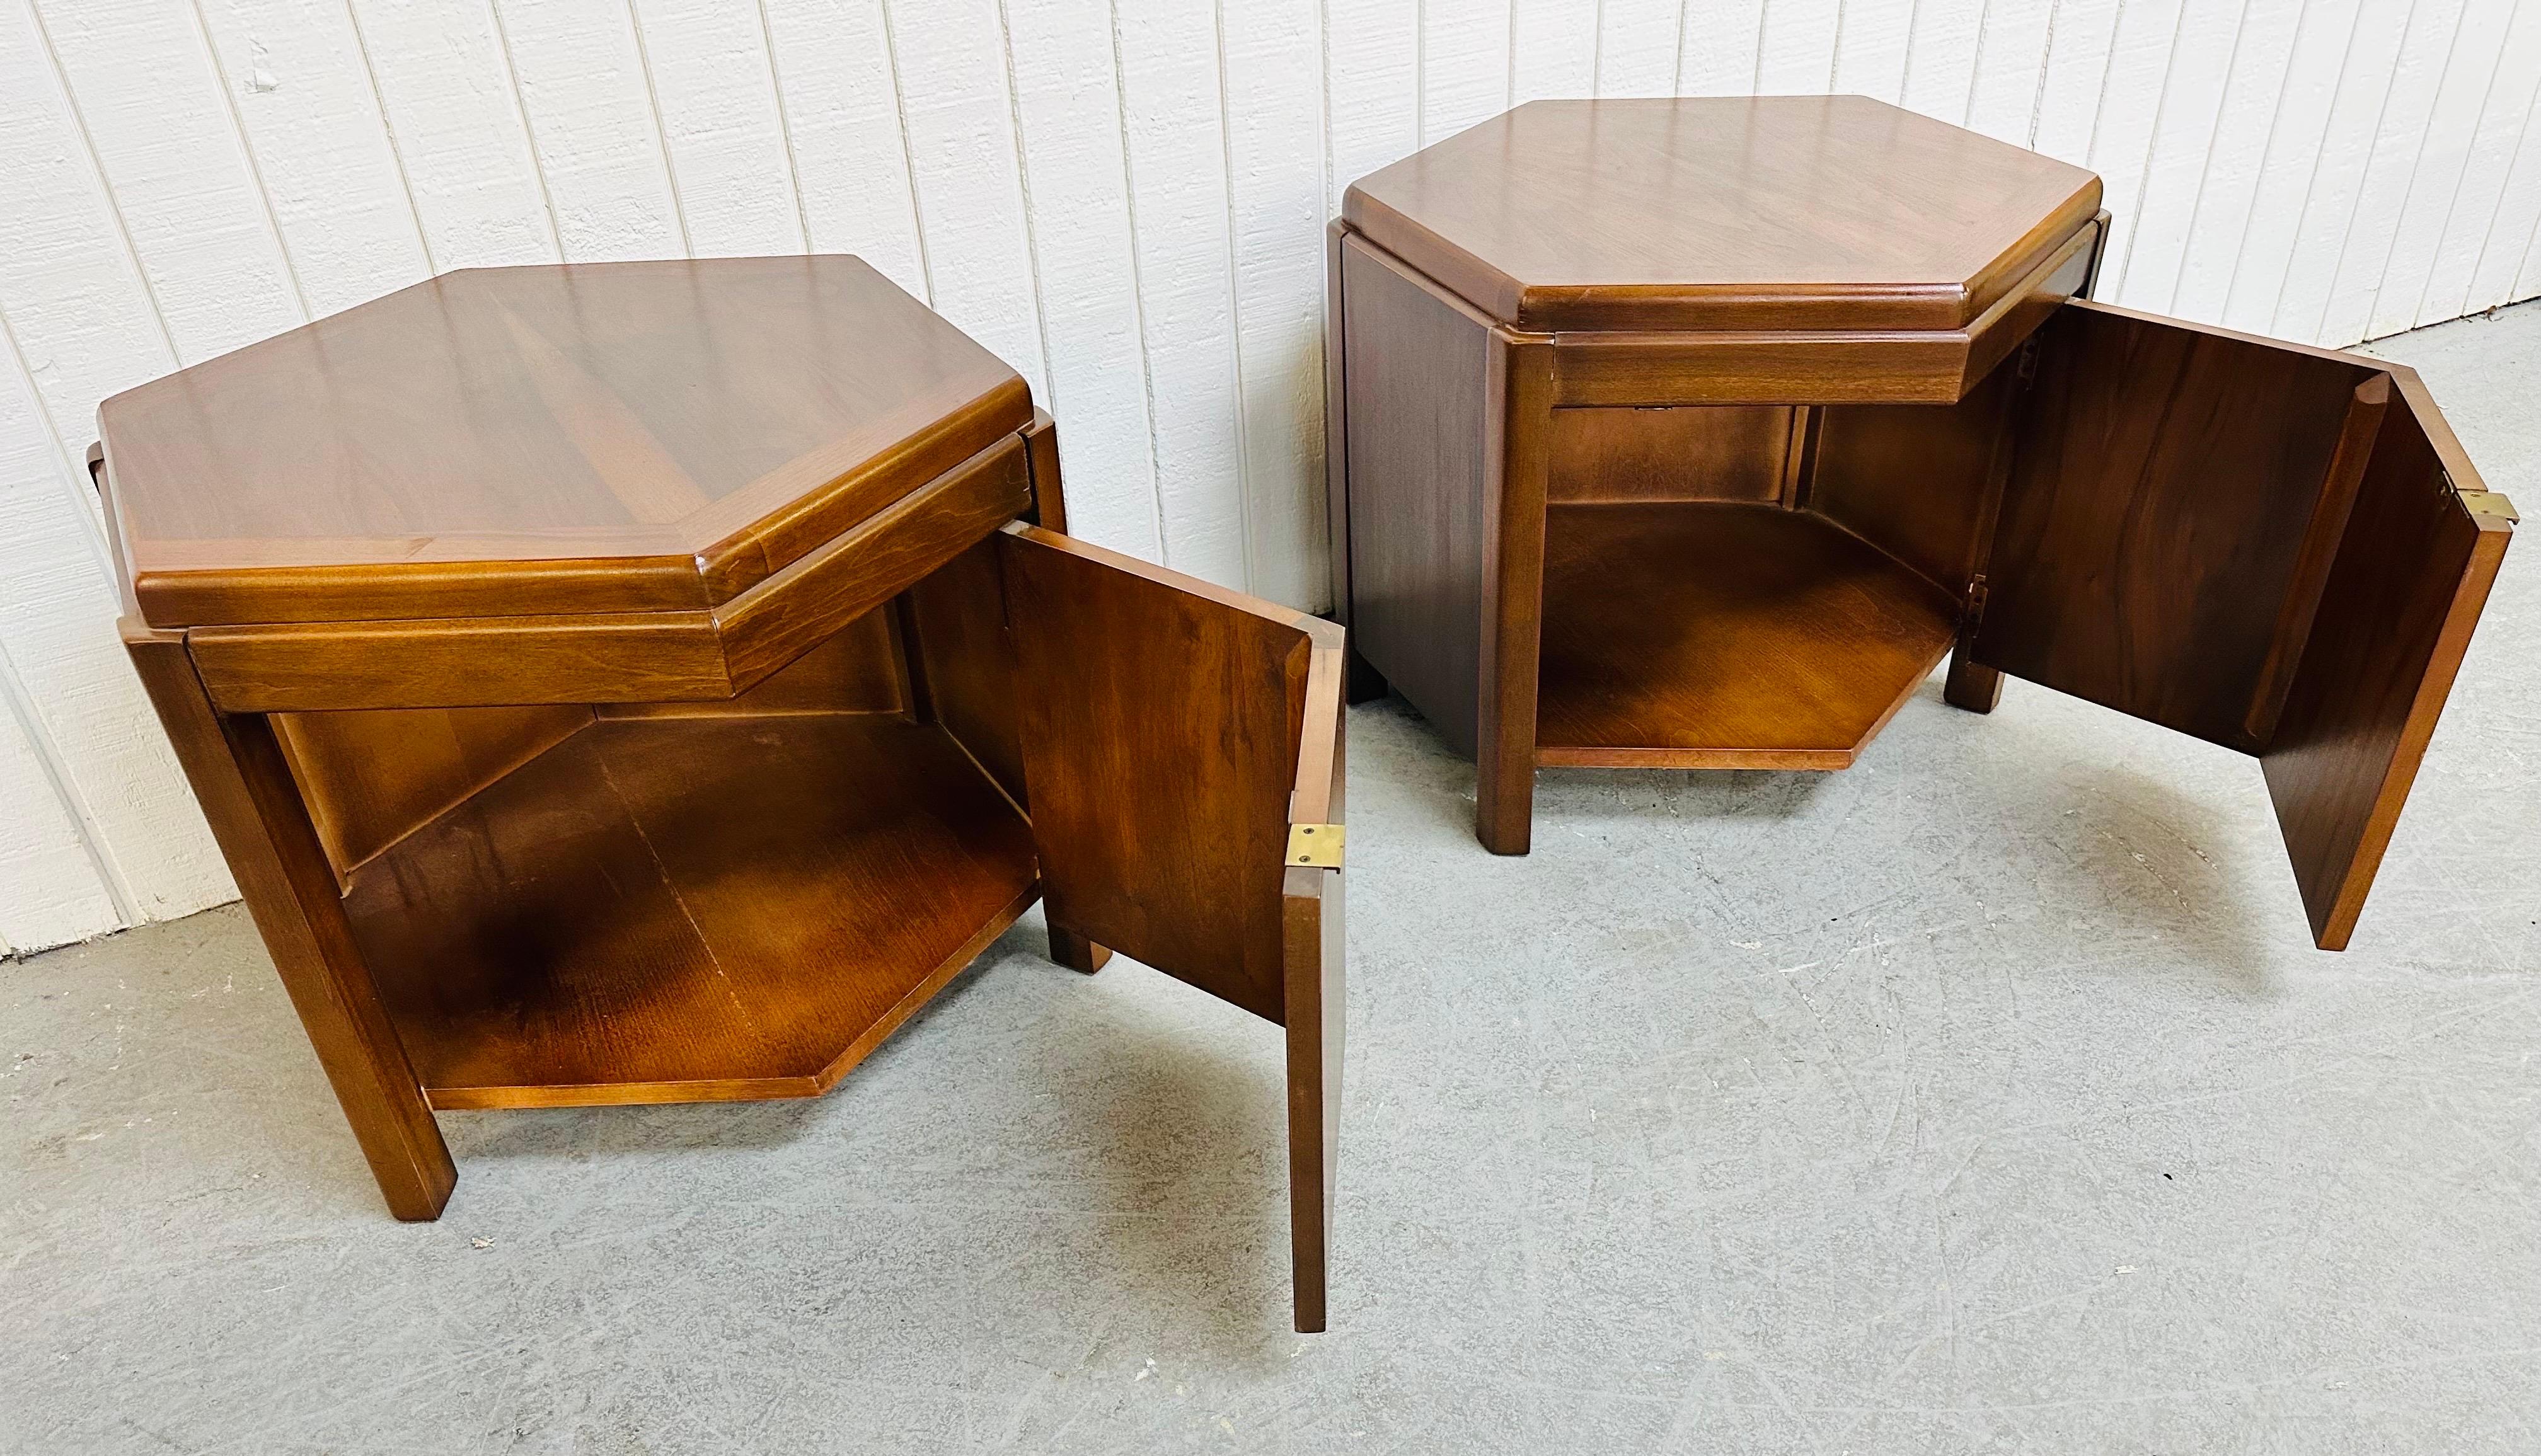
xmin=1281 ymin=639 xmax=1348 ymax=1334
xmin=2244 ymin=376 xmax=2391 ymax=744
xmin=105 ymin=258 xmax=1344 ymax=1328
xmin=274 ymin=704 xmax=591 ymax=878
xmin=1974 ymin=302 xmax=2378 ymax=751
xmin=2262 ymin=369 xmax=2512 ymax=948
xmin=1335 ymin=234 xmax=1500 ymax=758
xmin=1537 ymin=504 xmax=1957 ymax=767
xmin=1343 ymin=96 xmax=2100 ymax=334
xmin=1331 ymin=100 xmax=2509 ymax=949
xmin=101 ymin=256 xmax=1030 ymax=627
xmin=1478 ymin=339 xmax=1555 ymax=855
xmin=999 ymin=524 xmax=1347 ymax=1329
xmin=1812 ymin=356 xmax=2022 ymax=593
xmin=904 ymin=535 xmax=1029 ymax=803
xmin=345 ymin=713 xmax=1039 ymax=1106
xmin=1547 ymin=406 xmax=1793 ymax=503
xmin=1002 ymin=523 xmax=1339 ymax=1023
xmin=122 ymin=621 xmax=456 ymax=1218
xmin=1543 ymin=217 xmax=2100 ymax=408
xmin=183 ymin=435 xmax=1032 ymax=714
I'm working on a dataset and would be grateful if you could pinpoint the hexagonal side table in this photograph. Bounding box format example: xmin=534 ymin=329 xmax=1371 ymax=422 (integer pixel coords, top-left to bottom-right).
xmin=1326 ymin=96 xmax=2513 ymax=951
xmin=98 ymin=258 xmax=1346 ymax=1331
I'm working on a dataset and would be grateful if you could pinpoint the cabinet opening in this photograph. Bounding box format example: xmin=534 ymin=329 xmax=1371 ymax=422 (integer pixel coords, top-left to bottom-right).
xmin=1534 ymin=371 xmax=2014 ymax=768
xmin=333 ymin=547 xmax=1039 ymax=1110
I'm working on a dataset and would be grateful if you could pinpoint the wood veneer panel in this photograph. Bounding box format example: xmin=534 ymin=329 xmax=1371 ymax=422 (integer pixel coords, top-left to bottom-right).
xmin=713 ymin=435 xmax=1031 ymax=688
xmin=1338 ymin=234 xmax=1498 ymax=757
xmin=1547 ymin=405 xmax=1792 ymax=503
xmin=1974 ymin=302 xmax=2378 ymax=750
xmin=1281 ymin=639 xmax=1347 ymax=1334
xmin=344 ymin=713 xmax=1037 ymax=1106
xmin=2262 ymin=370 xmax=2513 ymax=948
xmin=595 ymin=607 xmax=904 ymax=719
xmin=1536 ymin=503 xmax=1956 ymax=763
xmin=101 ymin=256 xmax=1031 ymax=626
xmin=1001 ymin=524 xmax=1334 ymax=1026
xmin=189 ymin=609 xmax=732 ymax=713
xmin=1812 ymin=360 xmax=2022 ymax=594
xmin=906 ymin=535 xmax=1027 ymax=804
xmin=1343 ymin=96 xmax=2100 ymax=333
xmin=274 ymin=705 xmax=593 ymax=878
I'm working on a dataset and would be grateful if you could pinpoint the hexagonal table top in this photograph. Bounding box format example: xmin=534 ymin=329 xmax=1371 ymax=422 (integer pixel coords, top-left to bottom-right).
xmin=100 ymin=256 xmax=1028 ymax=627
xmin=1342 ymin=96 xmax=2102 ymax=335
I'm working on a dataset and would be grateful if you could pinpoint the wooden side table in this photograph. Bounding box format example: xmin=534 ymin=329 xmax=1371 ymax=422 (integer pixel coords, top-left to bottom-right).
xmin=1326 ymin=96 xmax=2513 ymax=951
xmin=98 ymin=257 xmax=1346 ymax=1331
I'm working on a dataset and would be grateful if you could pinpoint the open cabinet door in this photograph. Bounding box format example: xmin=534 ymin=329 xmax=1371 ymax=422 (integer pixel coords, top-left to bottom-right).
xmin=1970 ymin=302 xmax=2512 ymax=948
xmin=998 ymin=522 xmax=1347 ymax=1333
xmin=2259 ymin=369 xmax=2513 ymax=948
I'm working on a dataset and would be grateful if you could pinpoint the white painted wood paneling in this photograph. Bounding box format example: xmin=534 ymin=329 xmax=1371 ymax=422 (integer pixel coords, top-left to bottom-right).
xmin=627 ymin=0 xmax=807 ymax=258
xmin=1112 ymin=0 xmax=1247 ymax=586
xmin=3 ymin=0 xmax=2538 ymax=951
xmin=1511 ymin=0 xmax=1596 ymax=103
xmin=349 ymin=0 xmax=562 ymax=270
xmin=1001 ymin=0 xmax=1161 ymax=558
xmin=493 ymin=1 xmax=686 ymax=260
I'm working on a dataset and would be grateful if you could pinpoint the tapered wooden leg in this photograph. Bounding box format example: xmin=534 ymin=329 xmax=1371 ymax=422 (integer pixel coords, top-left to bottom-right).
xmin=1944 ymin=645 xmax=2003 ymax=713
xmin=1282 ymin=863 xmax=1344 ymax=1333
xmin=1474 ymin=745 xmax=1535 ymax=854
xmin=1342 ymin=644 xmax=1388 ymax=705
xmin=1474 ymin=338 xmax=1553 ymax=858
xmin=1047 ymin=924 xmax=1110 ymax=974
xmin=124 ymin=622 xmax=457 ymax=1220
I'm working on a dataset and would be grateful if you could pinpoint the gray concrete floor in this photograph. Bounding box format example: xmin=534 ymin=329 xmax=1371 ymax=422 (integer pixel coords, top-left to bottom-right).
xmin=8 ymin=302 xmax=2541 ymax=1455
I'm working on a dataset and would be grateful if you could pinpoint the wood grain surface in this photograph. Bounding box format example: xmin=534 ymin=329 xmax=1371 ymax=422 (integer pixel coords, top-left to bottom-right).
xmin=2262 ymin=368 xmax=2513 ymax=948
xmin=1535 ymin=503 xmax=1957 ymax=766
xmin=1000 ymin=522 xmax=1336 ymax=1025
xmin=99 ymin=256 xmax=1030 ymax=628
xmin=1336 ymin=233 xmax=1499 ymax=758
xmin=1344 ymin=96 xmax=2100 ymax=333
xmin=343 ymin=712 xmax=1038 ymax=1106
xmin=1547 ymin=405 xmax=1794 ymax=504
xmin=1973 ymin=301 xmax=2378 ymax=750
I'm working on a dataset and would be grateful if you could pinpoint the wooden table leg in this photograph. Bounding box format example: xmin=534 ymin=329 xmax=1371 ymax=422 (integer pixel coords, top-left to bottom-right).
xmin=1283 ymin=864 xmax=1343 ymax=1333
xmin=1046 ymin=924 xmax=1111 ymax=974
xmin=1475 ymin=336 xmax=1555 ymax=856
xmin=1944 ymin=647 xmax=2003 ymax=713
xmin=124 ymin=623 xmax=457 ymax=1220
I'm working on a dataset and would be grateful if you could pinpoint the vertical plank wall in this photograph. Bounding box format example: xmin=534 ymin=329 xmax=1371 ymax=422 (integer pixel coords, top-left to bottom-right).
xmin=3 ymin=0 xmax=2539 ymax=952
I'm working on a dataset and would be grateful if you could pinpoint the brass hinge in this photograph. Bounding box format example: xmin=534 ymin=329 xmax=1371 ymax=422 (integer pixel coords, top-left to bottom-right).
xmin=2459 ymin=488 xmax=2520 ymax=524
xmin=1286 ymin=822 xmax=1345 ymax=869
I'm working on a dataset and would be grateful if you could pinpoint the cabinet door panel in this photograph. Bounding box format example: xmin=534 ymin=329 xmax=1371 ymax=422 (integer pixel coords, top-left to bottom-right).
xmin=1974 ymin=301 xmax=2380 ymax=750
xmin=1000 ymin=522 xmax=1344 ymax=1024
xmin=1000 ymin=522 xmax=1346 ymax=1331
xmin=1976 ymin=302 xmax=2513 ymax=949
xmin=2261 ymin=370 xmax=2512 ymax=949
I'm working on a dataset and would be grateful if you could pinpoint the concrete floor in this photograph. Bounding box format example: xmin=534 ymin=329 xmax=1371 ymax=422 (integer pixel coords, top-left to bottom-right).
xmin=8 ymin=302 xmax=2541 ymax=1455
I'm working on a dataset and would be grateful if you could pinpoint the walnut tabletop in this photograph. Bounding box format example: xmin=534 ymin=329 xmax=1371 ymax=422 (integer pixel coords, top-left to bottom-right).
xmin=1342 ymin=95 xmax=2102 ymax=333
xmin=99 ymin=255 xmax=1030 ymax=627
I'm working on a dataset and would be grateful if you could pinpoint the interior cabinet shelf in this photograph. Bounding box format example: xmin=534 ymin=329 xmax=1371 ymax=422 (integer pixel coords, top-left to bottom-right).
xmin=1537 ymin=502 xmax=1957 ymax=768
xmin=343 ymin=711 xmax=1038 ymax=1109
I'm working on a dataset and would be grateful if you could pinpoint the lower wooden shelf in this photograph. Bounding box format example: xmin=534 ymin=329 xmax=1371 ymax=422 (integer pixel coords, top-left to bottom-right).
xmin=342 ymin=712 xmax=1039 ymax=1109
xmin=1536 ymin=502 xmax=1959 ymax=767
